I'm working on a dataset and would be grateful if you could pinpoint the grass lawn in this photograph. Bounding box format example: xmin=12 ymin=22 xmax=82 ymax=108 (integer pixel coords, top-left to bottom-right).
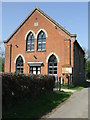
xmin=55 ymin=83 xmax=84 ymax=91
xmin=61 ymin=84 xmax=84 ymax=90
xmin=60 ymin=80 xmax=90 ymax=90
xmin=3 ymin=91 xmax=72 ymax=119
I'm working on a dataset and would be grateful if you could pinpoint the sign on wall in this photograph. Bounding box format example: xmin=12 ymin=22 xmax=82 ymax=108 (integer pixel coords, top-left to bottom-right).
xmin=34 ymin=22 xmax=38 ymax=27
xmin=62 ymin=67 xmax=72 ymax=74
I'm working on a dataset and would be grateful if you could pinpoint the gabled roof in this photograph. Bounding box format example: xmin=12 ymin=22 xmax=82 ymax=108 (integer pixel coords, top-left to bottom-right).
xmin=4 ymin=7 xmax=76 ymax=43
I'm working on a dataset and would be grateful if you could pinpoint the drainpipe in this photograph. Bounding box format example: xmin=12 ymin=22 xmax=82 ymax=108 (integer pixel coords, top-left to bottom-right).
xmin=70 ymin=39 xmax=71 ymax=66
xmin=70 ymin=39 xmax=71 ymax=84
xmin=9 ymin=44 xmax=12 ymax=72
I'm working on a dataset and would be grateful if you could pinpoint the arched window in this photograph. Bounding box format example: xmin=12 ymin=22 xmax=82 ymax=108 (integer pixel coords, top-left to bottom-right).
xmin=16 ymin=56 xmax=23 ymax=73
xmin=26 ymin=32 xmax=34 ymax=51
xmin=48 ymin=54 xmax=57 ymax=75
xmin=37 ymin=31 xmax=46 ymax=51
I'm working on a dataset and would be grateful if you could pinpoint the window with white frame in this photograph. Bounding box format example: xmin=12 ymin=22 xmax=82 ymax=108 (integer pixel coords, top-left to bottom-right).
xmin=30 ymin=66 xmax=41 ymax=75
xmin=26 ymin=32 xmax=34 ymax=51
xmin=16 ymin=56 xmax=23 ymax=73
xmin=37 ymin=31 xmax=46 ymax=51
xmin=48 ymin=54 xmax=57 ymax=75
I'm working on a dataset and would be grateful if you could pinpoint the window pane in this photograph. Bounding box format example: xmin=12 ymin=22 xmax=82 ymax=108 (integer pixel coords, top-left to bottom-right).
xmin=49 ymin=62 xmax=53 ymax=66
xmin=54 ymin=68 xmax=57 ymax=70
xmin=54 ymin=62 xmax=57 ymax=66
xmin=49 ymin=68 xmax=53 ymax=70
xmin=27 ymin=40 xmax=30 ymax=44
xmin=31 ymin=44 xmax=34 ymax=50
xmin=27 ymin=45 xmax=30 ymax=50
xmin=42 ymin=39 xmax=46 ymax=43
xmin=33 ymin=71 xmax=36 ymax=74
xmin=49 ymin=71 xmax=53 ymax=74
xmin=31 ymin=35 xmax=34 ymax=39
xmin=32 ymin=40 xmax=34 ymax=44
xmin=33 ymin=67 xmax=36 ymax=70
xmin=37 ymin=71 xmax=40 ymax=75
xmin=38 ymin=43 xmax=42 ymax=46
xmin=54 ymin=71 xmax=57 ymax=74
xmin=38 ymin=44 xmax=41 ymax=50
xmin=38 ymin=67 xmax=40 ymax=70
xmin=42 ymin=44 xmax=46 ymax=50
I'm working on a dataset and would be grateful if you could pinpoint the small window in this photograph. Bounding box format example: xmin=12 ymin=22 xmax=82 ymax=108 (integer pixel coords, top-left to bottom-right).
xmin=26 ymin=32 xmax=34 ymax=51
xmin=37 ymin=31 xmax=46 ymax=51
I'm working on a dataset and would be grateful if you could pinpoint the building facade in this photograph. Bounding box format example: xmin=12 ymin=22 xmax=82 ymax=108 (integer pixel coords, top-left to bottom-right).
xmin=4 ymin=7 xmax=85 ymax=84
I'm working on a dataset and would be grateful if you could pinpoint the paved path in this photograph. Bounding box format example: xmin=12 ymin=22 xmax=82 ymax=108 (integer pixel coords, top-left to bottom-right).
xmin=47 ymin=88 xmax=88 ymax=118
xmin=54 ymin=88 xmax=76 ymax=93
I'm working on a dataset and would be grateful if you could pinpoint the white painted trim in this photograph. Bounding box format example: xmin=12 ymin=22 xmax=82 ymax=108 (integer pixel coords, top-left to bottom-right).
xmin=14 ymin=54 xmax=25 ymax=63
xmin=46 ymin=52 xmax=59 ymax=63
xmin=36 ymin=29 xmax=48 ymax=39
xmin=27 ymin=62 xmax=43 ymax=66
xmin=25 ymin=30 xmax=35 ymax=40
xmin=27 ymin=62 xmax=43 ymax=64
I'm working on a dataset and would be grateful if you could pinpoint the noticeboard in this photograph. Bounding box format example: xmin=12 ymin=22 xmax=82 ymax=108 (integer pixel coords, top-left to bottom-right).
xmin=62 ymin=67 xmax=72 ymax=74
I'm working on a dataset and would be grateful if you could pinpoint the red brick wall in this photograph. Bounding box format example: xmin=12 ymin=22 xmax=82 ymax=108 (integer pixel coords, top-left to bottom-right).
xmin=4 ymin=10 xmax=73 ymax=77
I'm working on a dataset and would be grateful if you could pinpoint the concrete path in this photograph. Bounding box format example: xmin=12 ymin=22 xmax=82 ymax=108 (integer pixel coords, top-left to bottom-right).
xmin=54 ymin=88 xmax=76 ymax=93
xmin=47 ymin=88 xmax=88 ymax=118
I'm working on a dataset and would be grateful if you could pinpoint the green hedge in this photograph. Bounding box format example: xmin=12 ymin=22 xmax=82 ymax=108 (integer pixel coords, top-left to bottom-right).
xmin=2 ymin=73 xmax=55 ymax=110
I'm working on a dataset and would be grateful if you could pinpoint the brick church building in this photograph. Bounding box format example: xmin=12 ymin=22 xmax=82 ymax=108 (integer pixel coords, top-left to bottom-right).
xmin=4 ymin=7 xmax=85 ymax=84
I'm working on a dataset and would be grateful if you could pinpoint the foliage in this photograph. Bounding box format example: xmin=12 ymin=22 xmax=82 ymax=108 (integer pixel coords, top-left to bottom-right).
xmin=0 ymin=57 xmax=4 ymax=72
xmin=3 ymin=91 xmax=72 ymax=119
xmin=2 ymin=57 xmax=5 ymax=72
xmin=0 ymin=57 xmax=1 ymax=72
xmin=86 ymin=60 xmax=90 ymax=79
xmin=2 ymin=73 xmax=55 ymax=112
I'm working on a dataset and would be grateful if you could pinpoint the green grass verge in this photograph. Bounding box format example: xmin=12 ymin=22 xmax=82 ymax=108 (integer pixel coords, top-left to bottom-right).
xmin=61 ymin=84 xmax=84 ymax=90
xmin=55 ymin=83 xmax=84 ymax=91
xmin=3 ymin=91 xmax=72 ymax=119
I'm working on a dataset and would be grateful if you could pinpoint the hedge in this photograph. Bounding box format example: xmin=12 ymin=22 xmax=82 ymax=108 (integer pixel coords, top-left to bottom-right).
xmin=2 ymin=73 xmax=55 ymax=110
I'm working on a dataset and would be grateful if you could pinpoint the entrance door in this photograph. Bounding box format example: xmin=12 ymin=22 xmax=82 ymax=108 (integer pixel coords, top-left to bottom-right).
xmin=30 ymin=66 xmax=41 ymax=75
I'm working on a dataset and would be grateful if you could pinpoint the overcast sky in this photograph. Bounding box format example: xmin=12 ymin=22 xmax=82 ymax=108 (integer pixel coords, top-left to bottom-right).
xmin=2 ymin=2 xmax=88 ymax=52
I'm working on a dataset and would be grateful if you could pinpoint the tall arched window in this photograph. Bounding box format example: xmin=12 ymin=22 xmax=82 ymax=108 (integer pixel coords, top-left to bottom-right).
xmin=48 ymin=54 xmax=57 ymax=75
xmin=37 ymin=31 xmax=46 ymax=51
xmin=26 ymin=32 xmax=34 ymax=51
xmin=16 ymin=56 xmax=23 ymax=73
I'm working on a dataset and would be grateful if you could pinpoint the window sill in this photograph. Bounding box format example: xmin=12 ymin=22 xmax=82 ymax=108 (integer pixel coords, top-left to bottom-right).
xmin=26 ymin=50 xmax=35 ymax=53
xmin=37 ymin=50 xmax=46 ymax=52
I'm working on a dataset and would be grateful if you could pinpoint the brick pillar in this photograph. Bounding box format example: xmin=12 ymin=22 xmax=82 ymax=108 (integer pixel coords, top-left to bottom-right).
xmin=46 ymin=62 xmax=48 ymax=74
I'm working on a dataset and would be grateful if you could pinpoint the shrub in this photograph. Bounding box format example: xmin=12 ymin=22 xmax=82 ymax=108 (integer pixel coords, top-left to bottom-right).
xmin=2 ymin=73 xmax=55 ymax=110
